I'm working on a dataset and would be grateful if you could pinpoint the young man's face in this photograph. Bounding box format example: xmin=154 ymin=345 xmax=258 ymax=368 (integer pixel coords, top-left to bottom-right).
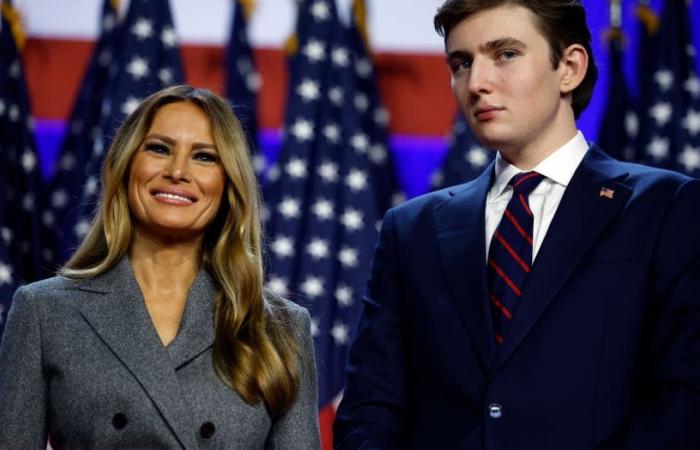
xmin=446 ymin=3 xmax=573 ymax=159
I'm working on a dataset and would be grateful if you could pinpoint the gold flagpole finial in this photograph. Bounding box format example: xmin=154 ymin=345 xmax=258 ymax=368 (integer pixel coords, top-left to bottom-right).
xmin=352 ymin=0 xmax=370 ymax=50
xmin=2 ymin=2 xmax=26 ymax=51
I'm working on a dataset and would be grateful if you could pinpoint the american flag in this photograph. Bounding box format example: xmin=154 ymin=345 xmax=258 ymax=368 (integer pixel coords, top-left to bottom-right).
xmin=72 ymin=0 xmax=185 ymax=238
xmin=225 ymin=0 xmax=261 ymax=160
xmin=638 ymin=0 xmax=700 ymax=176
xmin=430 ymin=112 xmax=493 ymax=190
xmin=262 ymin=0 xmax=400 ymax=446
xmin=0 ymin=1 xmax=53 ymax=338
xmin=49 ymin=0 xmax=120 ymax=264
xmin=635 ymin=0 xmax=660 ymax=115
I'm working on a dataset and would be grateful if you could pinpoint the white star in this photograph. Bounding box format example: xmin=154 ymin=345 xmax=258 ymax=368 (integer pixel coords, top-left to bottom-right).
xmin=646 ymin=136 xmax=670 ymax=160
xmin=60 ymin=152 xmax=76 ymax=170
xmin=677 ymin=145 xmax=700 ymax=172
xmin=654 ymin=69 xmax=673 ymax=91
xmin=246 ymin=72 xmax=262 ymax=91
xmin=323 ymin=123 xmax=340 ymax=143
xmin=346 ymin=169 xmax=368 ymax=191
xmin=1 ymin=228 xmax=12 ymax=244
xmin=374 ymin=107 xmax=390 ymax=126
xmin=310 ymin=0 xmax=330 ymax=21
xmin=8 ymin=60 xmax=20 ymax=78
xmin=331 ymin=321 xmax=350 ymax=345
xmin=267 ymin=164 xmax=280 ymax=182
xmin=312 ymin=199 xmax=334 ymax=220
xmin=335 ymin=285 xmax=353 ymax=306
xmin=21 ymin=150 xmax=37 ymax=172
xmin=465 ymin=146 xmax=489 ymax=168
xmin=0 ymin=263 xmax=12 ymax=285
xmin=328 ymin=86 xmax=344 ymax=105
xmin=649 ymin=102 xmax=672 ymax=127
xmin=682 ymin=109 xmax=700 ymax=136
xmin=0 ymin=99 xmax=5 ymax=116
xmin=286 ymin=158 xmax=308 ymax=179
xmin=158 ymin=68 xmax=174 ymax=84
xmin=369 ymin=143 xmax=388 ymax=164
xmin=290 ymin=119 xmax=314 ymax=142
xmin=300 ymin=276 xmax=324 ymax=299
xmin=52 ymin=189 xmax=69 ymax=209
xmin=126 ymin=56 xmax=150 ymax=79
xmin=98 ymin=48 xmax=113 ymax=66
xmin=331 ymin=47 xmax=350 ymax=67
xmin=350 ymin=133 xmax=369 ymax=153
xmin=354 ymin=93 xmax=369 ymax=112
xmin=271 ymin=235 xmax=295 ymax=258
xmin=431 ymin=170 xmax=445 ymax=188
xmin=278 ymin=197 xmax=301 ymax=219
xmin=306 ymin=238 xmax=330 ymax=260
xmin=266 ymin=275 xmax=288 ymax=296
xmin=252 ymin=154 xmax=267 ymax=174
xmin=356 ymin=58 xmax=372 ymax=78
xmin=303 ymin=39 xmax=326 ymax=62
xmin=338 ymin=247 xmax=359 ymax=268
xmin=687 ymin=44 xmax=697 ymax=57
xmin=685 ymin=75 xmax=700 ymax=97
xmin=8 ymin=104 xmax=19 ymax=122
xmin=42 ymin=211 xmax=55 ymax=227
xmin=340 ymin=208 xmax=364 ymax=231
xmin=625 ymin=111 xmax=639 ymax=137
xmin=22 ymin=193 xmax=35 ymax=211
xmin=103 ymin=12 xmax=116 ymax=31
xmin=318 ymin=161 xmax=339 ymax=183
xmin=121 ymin=96 xmax=141 ymax=116
xmin=75 ymin=219 xmax=91 ymax=238
xmin=297 ymin=79 xmax=320 ymax=102
xmin=132 ymin=18 xmax=153 ymax=39
xmin=161 ymin=26 xmax=177 ymax=47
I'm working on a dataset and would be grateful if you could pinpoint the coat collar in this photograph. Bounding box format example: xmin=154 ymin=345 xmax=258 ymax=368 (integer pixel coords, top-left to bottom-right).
xmin=72 ymin=257 xmax=218 ymax=450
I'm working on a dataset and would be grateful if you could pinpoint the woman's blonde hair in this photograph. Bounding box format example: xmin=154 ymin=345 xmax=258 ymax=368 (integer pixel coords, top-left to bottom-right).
xmin=61 ymin=85 xmax=300 ymax=416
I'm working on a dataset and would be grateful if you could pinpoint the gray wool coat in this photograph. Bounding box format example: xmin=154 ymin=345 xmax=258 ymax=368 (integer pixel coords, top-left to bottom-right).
xmin=0 ymin=258 xmax=321 ymax=449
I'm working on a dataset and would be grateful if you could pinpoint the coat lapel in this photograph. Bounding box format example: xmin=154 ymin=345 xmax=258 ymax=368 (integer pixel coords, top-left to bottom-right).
xmin=72 ymin=258 xmax=200 ymax=450
xmin=433 ymin=165 xmax=496 ymax=372
xmin=495 ymin=146 xmax=631 ymax=369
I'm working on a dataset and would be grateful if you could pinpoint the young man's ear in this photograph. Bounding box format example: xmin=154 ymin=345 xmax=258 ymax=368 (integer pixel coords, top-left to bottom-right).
xmin=559 ymin=44 xmax=588 ymax=94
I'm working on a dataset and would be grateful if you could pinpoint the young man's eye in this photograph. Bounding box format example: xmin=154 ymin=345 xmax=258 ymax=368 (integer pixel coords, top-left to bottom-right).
xmin=497 ymin=49 xmax=519 ymax=61
xmin=145 ymin=143 xmax=169 ymax=154
xmin=451 ymin=59 xmax=472 ymax=73
xmin=193 ymin=151 xmax=219 ymax=163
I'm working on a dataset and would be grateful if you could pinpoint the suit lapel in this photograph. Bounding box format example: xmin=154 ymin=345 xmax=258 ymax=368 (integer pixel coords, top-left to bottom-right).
xmin=433 ymin=165 xmax=496 ymax=372
xmin=495 ymin=147 xmax=631 ymax=369
xmin=72 ymin=258 xmax=199 ymax=450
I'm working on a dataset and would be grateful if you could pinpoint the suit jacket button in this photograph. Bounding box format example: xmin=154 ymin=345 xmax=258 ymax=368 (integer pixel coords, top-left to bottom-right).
xmin=112 ymin=413 xmax=128 ymax=430
xmin=200 ymin=421 xmax=216 ymax=439
xmin=488 ymin=403 xmax=503 ymax=419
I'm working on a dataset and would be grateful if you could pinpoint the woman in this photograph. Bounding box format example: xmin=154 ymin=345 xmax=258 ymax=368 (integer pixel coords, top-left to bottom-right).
xmin=0 ymin=85 xmax=320 ymax=449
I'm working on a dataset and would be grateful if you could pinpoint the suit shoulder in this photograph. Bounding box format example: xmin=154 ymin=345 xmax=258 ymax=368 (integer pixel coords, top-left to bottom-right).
xmin=15 ymin=275 xmax=77 ymax=300
xmin=264 ymin=291 xmax=310 ymax=324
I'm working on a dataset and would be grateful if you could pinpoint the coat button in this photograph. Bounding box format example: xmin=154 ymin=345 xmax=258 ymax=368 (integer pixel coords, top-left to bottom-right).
xmin=112 ymin=413 xmax=128 ymax=430
xmin=200 ymin=422 xmax=216 ymax=439
xmin=488 ymin=403 xmax=503 ymax=419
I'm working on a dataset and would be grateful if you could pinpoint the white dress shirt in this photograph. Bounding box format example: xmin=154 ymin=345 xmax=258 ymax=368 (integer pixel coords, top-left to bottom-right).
xmin=484 ymin=131 xmax=589 ymax=262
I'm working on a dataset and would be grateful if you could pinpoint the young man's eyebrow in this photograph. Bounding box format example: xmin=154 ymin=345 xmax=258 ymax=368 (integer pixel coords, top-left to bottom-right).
xmin=478 ymin=37 xmax=526 ymax=53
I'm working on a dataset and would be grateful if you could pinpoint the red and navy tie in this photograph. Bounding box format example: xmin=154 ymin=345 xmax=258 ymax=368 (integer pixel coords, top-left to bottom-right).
xmin=487 ymin=171 xmax=545 ymax=344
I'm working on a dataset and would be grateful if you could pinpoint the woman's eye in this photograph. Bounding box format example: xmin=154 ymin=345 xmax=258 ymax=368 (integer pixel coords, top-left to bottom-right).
xmin=145 ymin=143 xmax=169 ymax=154
xmin=194 ymin=151 xmax=219 ymax=163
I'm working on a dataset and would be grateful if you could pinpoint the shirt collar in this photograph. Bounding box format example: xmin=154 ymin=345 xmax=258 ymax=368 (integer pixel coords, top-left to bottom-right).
xmin=490 ymin=131 xmax=589 ymax=198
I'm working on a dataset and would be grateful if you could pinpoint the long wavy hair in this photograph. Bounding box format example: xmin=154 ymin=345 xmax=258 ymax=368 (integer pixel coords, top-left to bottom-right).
xmin=61 ymin=85 xmax=300 ymax=416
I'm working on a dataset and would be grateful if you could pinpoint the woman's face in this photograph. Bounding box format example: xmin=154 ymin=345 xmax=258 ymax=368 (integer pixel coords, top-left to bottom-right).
xmin=127 ymin=101 xmax=226 ymax=241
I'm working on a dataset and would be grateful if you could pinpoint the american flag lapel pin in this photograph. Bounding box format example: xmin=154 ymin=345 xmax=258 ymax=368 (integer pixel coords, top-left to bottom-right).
xmin=599 ymin=187 xmax=615 ymax=199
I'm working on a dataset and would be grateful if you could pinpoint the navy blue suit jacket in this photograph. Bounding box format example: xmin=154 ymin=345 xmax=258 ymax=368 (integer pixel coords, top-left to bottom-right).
xmin=334 ymin=147 xmax=700 ymax=449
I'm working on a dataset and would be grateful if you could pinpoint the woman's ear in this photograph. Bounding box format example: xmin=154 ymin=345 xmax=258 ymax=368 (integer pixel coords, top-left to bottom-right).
xmin=559 ymin=43 xmax=588 ymax=95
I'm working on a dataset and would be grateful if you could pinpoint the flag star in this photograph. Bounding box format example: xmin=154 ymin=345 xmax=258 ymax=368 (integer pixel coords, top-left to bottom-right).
xmin=286 ymin=158 xmax=308 ymax=179
xmin=103 ymin=13 xmax=116 ymax=31
xmin=369 ymin=143 xmax=388 ymax=164
xmin=26 ymin=115 xmax=35 ymax=131
xmin=98 ymin=48 xmax=113 ymax=66
xmin=309 ymin=318 xmax=320 ymax=337
xmin=338 ymin=247 xmax=359 ymax=268
xmin=355 ymin=58 xmax=372 ymax=78
xmin=22 ymin=193 xmax=35 ymax=210
xmin=246 ymin=72 xmax=262 ymax=91
xmin=42 ymin=211 xmax=55 ymax=227
xmin=323 ymin=123 xmax=340 ymax=143
xmin=318 ymin=161 xmax=339 ymax=182
xmin=300 ymin=276 xmax=324 ymax=299
xmin=8 ymin=104 xmax=19 ymax=122
xmin=374 ymin=107 xmax=390 ymax=126
xmin=687 ymin=44 xmax=697 ymax=57
xmin=331 ymin=321 xmax=350 ymax=345
xmin=646 ymin=136 xmax=670 ymax=160
xmin=312 ymin=199 xmax=334 ymax=220
xmin=335 ymin=285 xmax=354 ymax=306
xmin=126 ymin=56 xmax=150 ymax=79
xmin=161 ymin=26 xmax=177 ymax=47
xmin=331 ymin=47 xmax=350 ymax=67
xmin=21 ymin=150 xmax=37 ymax=172
xmin=252 ymin=154 xmax=267 ymax=174
xmin=340 ymin=208 xmax=364 ymax=231
xmin=391 ymin=191 xmax=406 ymax=206
xmin=685 ymin=75 xmax=700 ymax=97
xmin=303 ymin=39 xmax=326 ymax=62
xmin=266 ymin=275 xmax=288 ymax=296
xmin=649 ymin=102 xmax=672 ymax=127
xmin=625 ymin=111 xmax=639 ymax=137
xmin=354 ymin=93 xmax=369 ymax=112
xmin=1 ymin=227 xmax=12 ymax=244
xmin=290 ymin=119 xmax=315 ymax=141
xmin=132 ymin=18 xmax=154 ymax=39
xmin=297 ymin=79 xmax=321 ymax=102
xmin=74 ymin=219 xmax=91 ymax=238
xmin=346 ymin=169 xmax=368 ymax=191
xmin=678 ymin=145 xmax=700 ymax=173
xmin=271 ymin=235 xmax=295 ymax=258
xmin=8 ymin=60 xmax=20 ymax=78
xmin=84 ymin=176 xmax=99 ymax=197
xmin=0 ymin=263 xmax=12 ymax=285
xmin=465 ymin=146 xmax=489 ymax=168
xmin=328 ymin=86 xmax=344 ymax=105
xmin=310 ymin=0 xmax=330 ymax=21
xmin=306 ymin=238 xmax=330 ymax=260
xmin=267 ymin=164 xmax=280 ymax=182
xmin=431 ymin=170 xmax=445 ymax=188
xmin=52 ymin=189 xmax=69 ymax=209
xmin=278 ymin=197 xmax=301 ymax=219
xmin=682 ymin=109 xmax=700 ymax=135
xmin=350 ymin=133 xmax=369 ymax=153
xmin=0 ymin=99 xmax=4 ymax=116
xmin=121 ymin=96 xmax=141 ymax=116
xmin=654 ymin=69 xmax=673 ymax=91
xmin=158 ymin=68 xmax=174 ymax=84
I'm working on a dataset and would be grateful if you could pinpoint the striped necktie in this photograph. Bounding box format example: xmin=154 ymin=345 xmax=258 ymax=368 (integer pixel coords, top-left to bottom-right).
xmin=487 ymin=171 xmax=545 ymax=344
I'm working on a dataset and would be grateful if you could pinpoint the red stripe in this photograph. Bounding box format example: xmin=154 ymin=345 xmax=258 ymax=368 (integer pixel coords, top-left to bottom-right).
xmin=488 ymin=259 xmax=522 ymax=296
xmin=319 ymin=404 xmax=335 ymax=450
xmin=494 ymin=332 xmax=504 ymax=344
xmin=490 ymin=294 xmax=513 ymax=320
xmin=504 ymin=209 xmax=533 ymax=245
xmin=494 ymin=231 xmax=531 ymax=273
xmin=513 ymin=172 xmax=539 ymax=188
xmin=518 ymin=193 xmax=533 ymax=216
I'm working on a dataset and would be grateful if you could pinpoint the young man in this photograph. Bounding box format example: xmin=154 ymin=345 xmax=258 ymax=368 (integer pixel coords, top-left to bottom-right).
xmin=334 ymin=1 xmax=700 ymax=449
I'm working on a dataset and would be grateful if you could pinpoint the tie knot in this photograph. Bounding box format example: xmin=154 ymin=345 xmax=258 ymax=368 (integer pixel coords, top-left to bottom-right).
xmin=509 ymin=171 xmax=544 ymax=196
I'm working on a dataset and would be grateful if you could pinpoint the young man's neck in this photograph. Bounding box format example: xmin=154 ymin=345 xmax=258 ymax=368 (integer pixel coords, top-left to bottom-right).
xmin=497 ymin=116 xmax=578 ymax=170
